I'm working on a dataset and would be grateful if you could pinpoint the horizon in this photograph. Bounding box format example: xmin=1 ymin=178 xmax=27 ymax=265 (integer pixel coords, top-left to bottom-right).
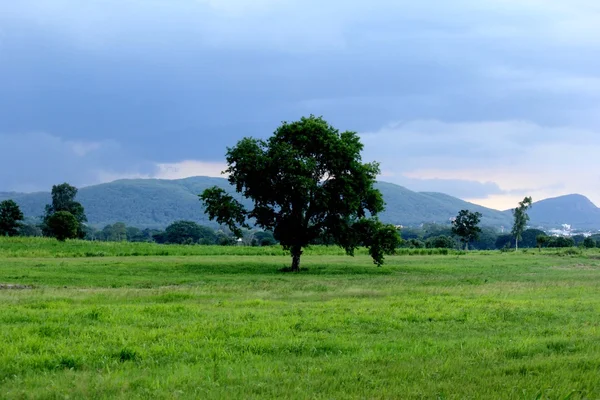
xmin=2 ymin=1 xmax=600 ymax=209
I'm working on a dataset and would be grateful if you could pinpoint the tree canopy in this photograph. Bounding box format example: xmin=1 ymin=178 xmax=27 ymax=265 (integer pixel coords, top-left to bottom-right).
xmin=43 ymin=183 xmax=88 ymax=240
xmin=46 ymin=211 xmax=79 ymax=242
xmin=200 ymin=115 xmax=401 ymax=271
xmin=165 ymin=220 xmax=217 ymax=245
xmin=0 ymin=200 xmax=24 ymax=237
xmin=451 ymin=209 xmax=482 ymax=250
xmin=511 ymin=196 xmax=533 ymax=250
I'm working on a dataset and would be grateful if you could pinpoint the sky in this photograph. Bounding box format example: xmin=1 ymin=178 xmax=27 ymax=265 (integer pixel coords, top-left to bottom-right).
xmin=1 ymin=0 xmax=599 ymax=210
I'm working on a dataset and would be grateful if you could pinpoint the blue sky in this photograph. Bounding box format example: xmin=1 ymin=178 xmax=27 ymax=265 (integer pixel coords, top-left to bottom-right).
xmin=1 ymin=0 xmax=599 ymax=209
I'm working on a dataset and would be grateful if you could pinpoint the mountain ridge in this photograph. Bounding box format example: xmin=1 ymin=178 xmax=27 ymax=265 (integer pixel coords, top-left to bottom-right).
xmin=1 ymin=176 xmax=598 ymax=230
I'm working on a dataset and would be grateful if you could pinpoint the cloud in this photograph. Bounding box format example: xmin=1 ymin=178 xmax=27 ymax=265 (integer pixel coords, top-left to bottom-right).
xmin=153 ymin=160 xmax=227 ymax=180
xmin=361 ymin=120 xmax=600 ymax=209
xmin=0 ymin=132 xmax=154 ymax=192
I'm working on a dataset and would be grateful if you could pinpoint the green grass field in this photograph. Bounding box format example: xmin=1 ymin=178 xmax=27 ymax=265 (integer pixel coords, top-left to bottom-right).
xmin=1 ymin=238 xmax=599 ymax=399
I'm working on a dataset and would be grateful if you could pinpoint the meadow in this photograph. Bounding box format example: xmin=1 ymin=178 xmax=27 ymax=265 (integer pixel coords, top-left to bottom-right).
xmin=1 ymin=238 xmax=599 ymax=399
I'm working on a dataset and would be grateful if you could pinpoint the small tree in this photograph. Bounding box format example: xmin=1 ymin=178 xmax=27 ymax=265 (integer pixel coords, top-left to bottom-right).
xmin=46 ymin=211 xmax=79 ymax=241
xmin=536 ymin=234 xmax=549 ymax=252
xmin=0 ymin=200 xmax=24 ymax=237
xmin=200 ymin=115 xmax=401 ymax=271
xmin=451 ymin=209 xmax=482 ymax=251
xmin=511 ymin=196 xmax=532 ymax=251
xmin=43 ymin=183 xmax=87 ymax=239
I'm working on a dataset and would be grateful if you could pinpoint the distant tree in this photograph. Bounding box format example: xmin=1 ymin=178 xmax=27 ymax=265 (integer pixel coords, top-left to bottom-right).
xmin=471 ymin=227 xmax=499 ymax=250
xmin=511 ymin=196 xmax=533 ymax=251
xmin=425 ymin=235 xmax=456 ymax=249
xmin=152 ymin=231 xmax=168 ymax=244
xmin=254 ymin=231 xmax=277 ymax=246
xmin=571 ymin=234 xmax=586 ymax=247
xmin=495 ymin=234 xmax=513 ymax=250
xmin=46 ymin=211 xmax=79 ymax=241
xmin=215 ymin=230 xmax=236 ymax=246
xmin=536 ymin=234 xmax=550 ymax=252
xmin=399 ymin=227 xmax=422 ymax=241
xmin=0 ymin=200 xmax=24 ymax=237
xmin=404 ymin=238 xmax=425 ymax=249
xmin=520 ymin=229 xmax=546 ymax=248
xmin=43 ymin=183 xmax=87 ymax=239
xmin=583 ymin=237 xmax=596 ymax=249
xmin=422 ymin=224 xmax=453 ymax=240
xmin=547 ymin=236 xmax=575 ymax=248
xmin=141 ymin=228 xmax=162 ymax=243
xmin=111 ymin=222 xmax=128 ymax=241
xmin=126 ymin=227 xmax=144 ymax=242
xmin=165 ymin=221 xmax=216 ymax=245
xmin=19 ymin=223 xmax=43 ymax=237
xmin=451 ymin=210 xmax=482 ymax=251
xmin=82 ymin=225 xmax=99 ymax=241
xmin=200 ymin=115 xmax=401 ymax=271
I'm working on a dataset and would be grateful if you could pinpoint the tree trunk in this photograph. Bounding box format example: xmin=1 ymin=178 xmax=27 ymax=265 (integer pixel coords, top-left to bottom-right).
xmin=291 ymin=246 xmax=303 ymax=272
xmin=515 ymin=238 xmax=519 ymax=251
xmin=465 ymin=242 xmax=469 ymax=251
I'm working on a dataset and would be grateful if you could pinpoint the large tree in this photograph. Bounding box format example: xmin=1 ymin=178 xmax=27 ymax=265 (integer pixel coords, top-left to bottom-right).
xmin=511 ymin=196 xmax=532 ymax=251
xmin=200 ymin=115 xmax=401 ymax=271
xmin=451 ymin=209 xmax=482 ymax=251
xmin=46 ymin=211 xmax=79 ymax=242
xmin=0 ymin=200 xmax=24 ymax=237
xmin=43 ymin=183 xmax=88 ymax=239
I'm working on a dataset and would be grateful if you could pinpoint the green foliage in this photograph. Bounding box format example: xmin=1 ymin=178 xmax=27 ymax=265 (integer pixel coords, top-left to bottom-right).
xmin=547 ymin=236 xmax=576 ymax=248
xmin=18 ymin=223 xmax=42 ymax=237
xmin=470 ymin=227 xmax=499 ymax=250
xmin=511 ymin=196 xmax=533 ymax=250
xmin=583 ymin=237 xmax=596 ymax=249
xmin=425 ymin=235 xmax=456 ymax=249
xmin=200 ymin=115 xmax=400 ymax=270
xmin=46 ymin=211 xmax=79 ymax=241
xmin=200 ymin=188 xmax=248 ymax=238
xmin=254 ymin=231 xmax=277 ymax=246
xmin=0 ymin=200 xmax=24 ymax=237
xmin=520 ymin=228 xmax=546 ymax=248
xmin=43 ymin=183 xmax=87 ymax=239
xmin=451 ymin=210 xmax=482 ymax=250
xmin=571 ymin=235 xmax=586 ymax=247
xmin=404 ymin=238 xmax=426 ymax=249
xmin=536 ymin=234 xmax=550 ymax=250
xmin=164 ymin=220 xmax=217 ymax=245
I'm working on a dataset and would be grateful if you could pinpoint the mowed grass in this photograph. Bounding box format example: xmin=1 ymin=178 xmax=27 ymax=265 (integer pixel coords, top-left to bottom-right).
xmin=1 ymin=239 xmax=600 ymax=399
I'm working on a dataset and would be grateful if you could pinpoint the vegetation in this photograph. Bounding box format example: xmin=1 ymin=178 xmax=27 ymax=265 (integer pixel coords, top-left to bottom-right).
xmin=512 ymin=196 xmax=533 ymax=251
xmin=201 ymin=116 xmax=400 ymax=271
xmin=1 ymin=238 xmax=600 ymax=398
xmin=46 ymin=211 xmax=79 ymax=242
xmin=0 ymin=200 xmax=24 ymax=236
xmin=43 ymin=183 xmax=88 ymax=240
xmin=451 ymin=209 xmax=482 ymax=250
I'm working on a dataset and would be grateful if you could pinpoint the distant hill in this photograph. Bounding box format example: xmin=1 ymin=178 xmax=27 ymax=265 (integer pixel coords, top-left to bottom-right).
xmin=374 ymin=182 xmax=511 ymax=227
xmin=4 ymin=177 xmax=596 ymax=230
xmin=504 ymin=194 xmax=600 ymax=230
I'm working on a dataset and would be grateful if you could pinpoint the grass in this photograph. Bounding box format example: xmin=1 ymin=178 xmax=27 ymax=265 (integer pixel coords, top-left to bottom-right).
xmin=1 ymin=238 xmax=599 ymax=399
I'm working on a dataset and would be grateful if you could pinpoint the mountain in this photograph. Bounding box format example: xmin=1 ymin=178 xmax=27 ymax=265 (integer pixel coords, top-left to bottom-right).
xmin=505 ymin=194 xmax=600 ymax=230
xmin=374 ymin=182 xmax=511 ymax=227
xmin=0 ymin=176 xmax=559 ymax=230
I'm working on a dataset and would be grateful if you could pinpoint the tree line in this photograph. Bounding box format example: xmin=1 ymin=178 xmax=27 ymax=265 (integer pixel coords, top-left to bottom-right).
xmin=0 ymin=185 xmax=277 ymax=246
